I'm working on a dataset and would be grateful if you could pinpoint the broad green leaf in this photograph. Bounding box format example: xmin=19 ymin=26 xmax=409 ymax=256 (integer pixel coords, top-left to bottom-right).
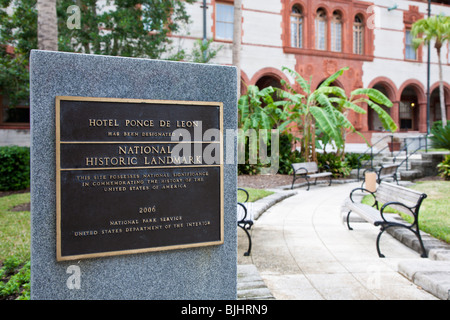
xmin=315 ymin=86 xmax=347 ymax=99
xmin=282 ymin=66 xmax=310 ymax=95
xmin=310 ymin=106 xmax=343 ymax=146
xmin=366 ymin=100 xmax=398 ymax=132
xmin=351 ymin=88 xmax=393 ymax=107
xmin=319 ymin=67 xmax=349 ymax=88
xmin=329 ymin=98 xmax=367 ymax=114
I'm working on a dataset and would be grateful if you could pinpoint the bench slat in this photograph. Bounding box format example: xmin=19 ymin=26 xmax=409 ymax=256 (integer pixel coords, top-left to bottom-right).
xmin=377 ymin=189 xmax=421 ymax=205
xmin=346 ymin=201 xmax=398 ymax=225
xmin=376 ymin=183 xmax=424 ymax=215
xmin=292 ymin=162 xmax=319 ymax=173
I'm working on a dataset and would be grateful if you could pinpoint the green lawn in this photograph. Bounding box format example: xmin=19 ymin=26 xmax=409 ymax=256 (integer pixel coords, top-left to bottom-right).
xmin=238 ymin=187 xmax=274 ymax=203
xmin=0 ymin=193 xmax=30 ymax=262
xmin=408 ymin=181 xmax=450 ymax=244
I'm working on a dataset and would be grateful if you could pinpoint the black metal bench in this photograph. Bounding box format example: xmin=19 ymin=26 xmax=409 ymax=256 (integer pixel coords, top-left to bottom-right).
xmin=291 ymin=162 xmax=332 ymax=190
xmin=362 ymin=163 xmax=400 ymax=187
xmin=345 ymin=182 xmax=428 ymax=258
xmin=237 ymin=188 xmax=253 ymax=256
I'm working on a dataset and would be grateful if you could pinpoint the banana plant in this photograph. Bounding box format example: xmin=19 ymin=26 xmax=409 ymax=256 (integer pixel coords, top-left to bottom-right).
xmin=238 ymin=85 xmax=291 ymax=132
xmin=277 ymin=66 xmax=398 ymax=162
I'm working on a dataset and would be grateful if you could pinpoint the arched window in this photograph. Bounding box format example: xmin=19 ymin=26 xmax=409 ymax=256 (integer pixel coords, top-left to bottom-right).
xmin=353 ymin=15 xmax=364 ymax=55
xmin=331 ymin=11 xmax=342 ymax=52
xmin=315 ymin=9 xmax=327 ymax=50
xmin=291 ymin=5 xmax=303 ymax=48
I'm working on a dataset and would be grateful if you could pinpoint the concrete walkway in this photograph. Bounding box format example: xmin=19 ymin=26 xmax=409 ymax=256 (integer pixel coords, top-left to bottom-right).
xmin=238 ymin=182 xmax=442 ymax=300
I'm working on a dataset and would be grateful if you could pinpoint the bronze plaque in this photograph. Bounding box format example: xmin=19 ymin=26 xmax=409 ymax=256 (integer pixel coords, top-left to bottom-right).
xmin=56 ymin=96 xmax=224 ymax=261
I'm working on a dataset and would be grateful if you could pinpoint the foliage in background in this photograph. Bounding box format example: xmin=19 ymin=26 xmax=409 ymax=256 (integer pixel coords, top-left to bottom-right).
xmin=57 ymin=0 xmax=195 ymax=58
xmin=277 ymin=66 xmax=397 ymax=163
xmin=237 ymin=85 xmax=293 ymax=175
xmin=238 ymin=85 xmax=291 ymax=132
xmin=277 ymin=133 xmax=303 ymax=174
xmin=316 ymin=152 xmax=351 ymax=178
xmin=429 ymin=121 xmax=450 ymax=150
xmin=0 ymin=146 xmax=30 ymax=191
xmin=437 ymin=154 xmax=450 ymax=180
xmin=344 ymin=152 xmax=371 ymax=170
xmin=0 ymin=0 xmax=37 ymax=107
xmin=412 ymin=13 xmax=450 ymax=127
xmin=190 ymin=39 xmax=222 ymax=63
xmin=1 ymin=0 xmax=195 ymax=106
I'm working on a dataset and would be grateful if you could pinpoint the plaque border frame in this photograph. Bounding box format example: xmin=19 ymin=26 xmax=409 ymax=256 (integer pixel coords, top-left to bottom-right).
xmin=55 ymin=96 xmax=224 ymax=261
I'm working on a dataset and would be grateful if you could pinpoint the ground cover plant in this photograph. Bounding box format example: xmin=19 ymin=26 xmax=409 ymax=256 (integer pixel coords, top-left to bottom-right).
xmin=0 ymin=192 xmax=31 ymax=300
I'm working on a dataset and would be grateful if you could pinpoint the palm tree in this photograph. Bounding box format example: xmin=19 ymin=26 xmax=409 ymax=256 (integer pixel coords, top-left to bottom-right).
xmin=233 ymin=0 xmax=242 ymax=97
xmin=411 ymin=14 xmax=450 ymax=127
xmin=37 ymin=0 xmax=58 ymax=51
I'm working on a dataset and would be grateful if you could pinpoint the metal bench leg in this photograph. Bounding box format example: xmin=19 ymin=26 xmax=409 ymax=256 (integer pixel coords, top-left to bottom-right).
xmin=394 ymin=174 xmax=399 ymax=185
xmin=346 ymin=211 xmax=353 ymax=230
xmin=376 ymin=226 xmax=386 ymax=258
xmin=328 ymin=176 xmax=332 ymax=186
xmin=306 ymin=177 xmax=310 ymax=191
xmin=414 ymin=227 xmax=428 ymax=258
xmin=238 ymin=224 xmax=252 ymax=256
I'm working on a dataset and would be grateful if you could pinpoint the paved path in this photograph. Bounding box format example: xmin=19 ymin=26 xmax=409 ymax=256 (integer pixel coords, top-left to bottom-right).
xmin=238 ymin=182 xmax=438 ymax=300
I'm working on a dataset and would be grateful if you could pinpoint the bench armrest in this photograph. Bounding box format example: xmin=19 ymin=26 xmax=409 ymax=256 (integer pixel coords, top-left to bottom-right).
xmin=237 ymin=202 xmax=248 ymax=222
xmin=380 ymin=201 xmax=417 ymax=227
xmin=238 ymin=188 xmax=249 ymax=203
xmin=349 ymin=187 xmax=378 ymax=208
xmin=293 ymin=167 xmax=308 ymax=176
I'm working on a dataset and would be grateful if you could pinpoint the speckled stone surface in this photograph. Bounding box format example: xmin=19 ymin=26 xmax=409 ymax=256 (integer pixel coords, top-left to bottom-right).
xmin=30 ymin=50 xmax=237 ymax=300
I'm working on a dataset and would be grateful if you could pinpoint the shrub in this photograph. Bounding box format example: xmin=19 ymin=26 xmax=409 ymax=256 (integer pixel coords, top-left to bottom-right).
xmin=0 ymin=257 xmax=30 ymax=300
xmin=0 ymin=146 xmax=30 ymax=191
xmin=438 ymin=154 xmax=450 ymax=180
xmin=430 ymin=121 xmax=450 ymax=150
xmin=277 ymin=134 xmax=304 ymax=174
xmin=344 ymin=152 xmax=371 ymax=169
xmin=238 ymin=133 xmax=304 ymax=175
xmin=317 ymin=152 xmax=351 ymax=178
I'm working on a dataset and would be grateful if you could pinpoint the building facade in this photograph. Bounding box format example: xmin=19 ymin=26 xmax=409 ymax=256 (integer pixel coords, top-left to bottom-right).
xmin=172 ymin=0 xmax=450 ymax=147
xmin=1 ymin=0 xmax=449 ymax=147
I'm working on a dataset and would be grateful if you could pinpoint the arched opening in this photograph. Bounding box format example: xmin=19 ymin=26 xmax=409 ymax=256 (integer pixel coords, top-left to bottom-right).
xmin=369 ymin=84 xmax=392 ymax=131
xmin=255 ymin=75 xmax=282 ymax=90
xmin=430 ymin=88 xmax=442 ymax=124
xmin=400 ymin=86 xmax=420 ymax=131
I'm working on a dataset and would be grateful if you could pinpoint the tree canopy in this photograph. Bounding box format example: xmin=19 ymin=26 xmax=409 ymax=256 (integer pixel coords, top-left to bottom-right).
xmin=0 ymin=0 xmax=195 ymax=106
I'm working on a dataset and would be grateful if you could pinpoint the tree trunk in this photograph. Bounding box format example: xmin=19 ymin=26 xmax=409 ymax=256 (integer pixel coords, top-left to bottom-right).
xmin=37 ymin=0 xmax=58 ymax=51
xmin=232 ymin=0 xmax=242 ymax=97
xmin=436 ymin=47 xmax=447 ymax=127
